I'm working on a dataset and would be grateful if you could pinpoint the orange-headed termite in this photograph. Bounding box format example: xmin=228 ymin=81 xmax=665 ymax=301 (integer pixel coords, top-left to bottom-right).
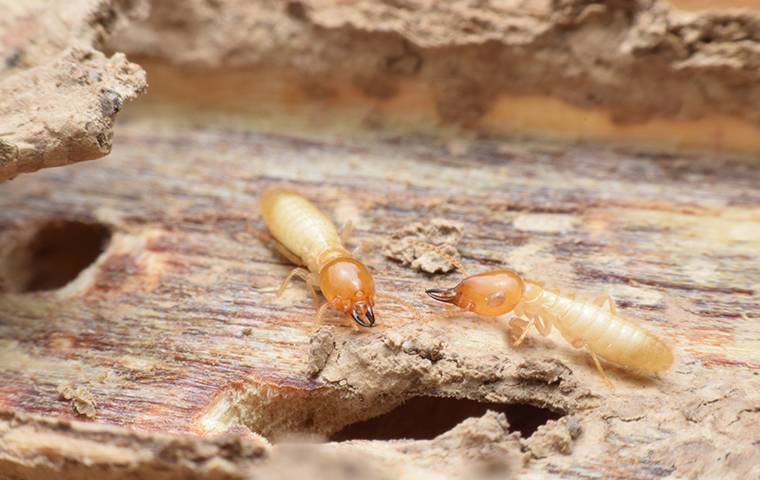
xmin=261 ymin=187 xmax=415 ymax=329
xmin=421 ymin=244 xmax=673 ymax=386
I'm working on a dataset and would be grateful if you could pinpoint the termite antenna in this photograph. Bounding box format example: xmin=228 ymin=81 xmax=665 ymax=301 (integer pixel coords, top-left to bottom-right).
xmin=408 ymin=240 xmax=467 ymax=275
xmin=375 ymin=292 xmax=421 ymax=321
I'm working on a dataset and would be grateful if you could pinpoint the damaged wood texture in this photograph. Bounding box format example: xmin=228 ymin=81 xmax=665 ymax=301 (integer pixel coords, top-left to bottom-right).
xmin=0 ymin=0 xmax=147 ymax=181
xmin=108 ymin=0 xmax=760 ymax=152
xmin=0 ymin=109 xmax=758 ymax=478
xmin=0 ymin=409 xmax=268 ymax=480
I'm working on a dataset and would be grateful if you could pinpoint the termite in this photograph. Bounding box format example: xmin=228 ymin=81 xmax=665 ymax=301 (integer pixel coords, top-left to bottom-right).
xmin=420 ymin=244 xmax=673 ymax=386
xmin=260 ymin=187 xmax=414 ymax=329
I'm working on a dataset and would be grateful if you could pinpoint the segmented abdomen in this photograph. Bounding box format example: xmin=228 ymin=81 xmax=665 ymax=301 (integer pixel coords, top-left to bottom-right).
xmin=260 ymin=188 xmax=346 ymax=272
xmin=539 ymin=289 xmax=673 ymax=372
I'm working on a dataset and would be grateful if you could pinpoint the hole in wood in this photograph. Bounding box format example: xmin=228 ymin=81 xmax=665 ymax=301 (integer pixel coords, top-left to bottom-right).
xmin=329 ymin=396 xmax=563 ymax=442
xmin=1 ymin=220 xmax=111 ymax=292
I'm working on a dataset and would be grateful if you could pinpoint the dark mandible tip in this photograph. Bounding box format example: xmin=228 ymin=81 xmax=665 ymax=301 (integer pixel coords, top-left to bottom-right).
xmin=425 ymin=287 xmax=458 ymax=304
xmin=352 ymin=305 xmax=375 ymax=328
xmin=365 ymin=305 xmax=376 ymax=326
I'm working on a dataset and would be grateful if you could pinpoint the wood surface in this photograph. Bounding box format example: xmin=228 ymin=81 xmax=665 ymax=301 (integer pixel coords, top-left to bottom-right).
xmin=0 ymin=99 xmax=759 ymax=478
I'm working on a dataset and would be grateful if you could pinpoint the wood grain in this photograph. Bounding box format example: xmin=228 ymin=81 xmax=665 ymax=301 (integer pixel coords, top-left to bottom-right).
xmin=0 ymin=107 xmax=758 ymax=478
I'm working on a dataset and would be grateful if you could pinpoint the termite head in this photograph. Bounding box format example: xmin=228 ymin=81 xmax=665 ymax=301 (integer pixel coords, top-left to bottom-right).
xmin=426 ymin=269 xmax=525 ymax=317
xmin=319 ymin=257 xmax=376 ymax=328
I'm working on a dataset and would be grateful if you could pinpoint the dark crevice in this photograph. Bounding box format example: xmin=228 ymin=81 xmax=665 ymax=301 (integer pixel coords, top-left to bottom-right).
xmin=1 ymin=220 xmax=111 ymax=293
xmin=329 ymin=396 xmax=563 ymax=442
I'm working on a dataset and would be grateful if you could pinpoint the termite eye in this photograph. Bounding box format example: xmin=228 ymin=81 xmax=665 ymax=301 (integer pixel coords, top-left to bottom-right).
xmin=486 ymin=291 xmax=505 ymax=307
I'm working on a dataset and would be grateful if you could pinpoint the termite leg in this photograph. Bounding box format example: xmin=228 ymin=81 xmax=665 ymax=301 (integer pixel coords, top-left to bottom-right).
xmin=510 ymin=313 xmax=552 ymax=345
xmin=532 ymin=313 xmax=553 ymax=336
xmin=277 ymin=267 xmax=319 ymax=306
xmin=593 ymin=293 xmax=617 ymax=315
xmin=340 ymin=221 xmax=366 ymax=256
xmin=507 ymin=317 xmax=529 ymax=344
xmin=313 ymin=302 xmax=332 ymax=331
xmin=510 ymin=317 xmax=535 ymax=346
xmin=253 ymin=227 xmax=304 ymax=266
xmin=274 ymin=242 xmax=304 ymax=266
xmin=586 ymin=347 xmax=614 ymax=389
xmin=376 ymin=292 xmax=420 ymax=321
xmin=340 ymin=220 xmax=354 ymax=245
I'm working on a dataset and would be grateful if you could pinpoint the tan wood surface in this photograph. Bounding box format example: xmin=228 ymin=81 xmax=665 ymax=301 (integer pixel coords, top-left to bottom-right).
xmin=0 ymin=101 xmax=758 ymax=478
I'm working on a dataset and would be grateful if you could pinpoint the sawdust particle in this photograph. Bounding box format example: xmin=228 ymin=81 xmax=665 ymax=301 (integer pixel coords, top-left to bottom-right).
xmin=57 ymin=384 xmax=97 ymax=419
xmin=414 ymin=411 xmax=526 ymax=474
xmin=307 ymin=327 xmax=336 ymax=378
xmin=523 ymin=416 xmax=582 ymax=458
xmin=383 ymin=218 xmax=464 ymax=274
xmin=515 ymin=358 xmax=572 ymax=385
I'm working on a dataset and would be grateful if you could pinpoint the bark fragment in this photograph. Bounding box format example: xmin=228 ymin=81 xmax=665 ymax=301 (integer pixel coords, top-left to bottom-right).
xmin=0 ymin=0 xmax=147 ymax=181
xmin=383 ymin=219 xmax=464 ymax=274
